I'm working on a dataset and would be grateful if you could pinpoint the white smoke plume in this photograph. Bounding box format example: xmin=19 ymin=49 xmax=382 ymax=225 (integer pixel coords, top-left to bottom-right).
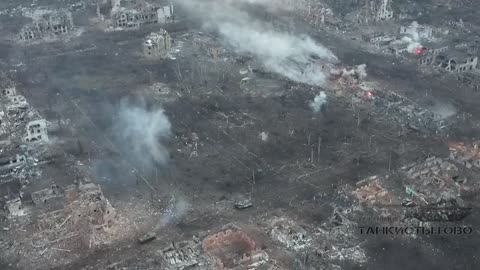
xmin=355 ymin=64 xmax=367 ymax=79
xmin=158 ymin=195 xmax=190 ymax=227
xmin=310 ymin=91 xmax=327 ymax=112
xmin=112 ymin=100 xmax=171 ymax=169
xmin=177 ymin=0 xmax=337 ymax=85
xmin=395 ymin=21 xmax=422 ymax=54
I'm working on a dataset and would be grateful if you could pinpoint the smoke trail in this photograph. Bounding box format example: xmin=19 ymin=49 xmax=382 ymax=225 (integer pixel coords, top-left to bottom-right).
xmin=177 ymin=0 xmax=337 ymax=85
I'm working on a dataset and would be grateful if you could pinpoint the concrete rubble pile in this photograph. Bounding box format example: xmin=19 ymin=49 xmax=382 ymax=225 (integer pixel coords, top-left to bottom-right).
xmin=159 ymin=238 xmax=209 ymax=270
xmin=314 ymin=209 xmax=367 ymax=266
xmin=448 ymin=141 xmax=480 ymax=169
xmin=0 ymin=78 xmax=53 ymax=225
xmin=373 ymin=91 xmax=449 ymax=134
xmin=193 ymin=33 xmax=229 ymax=60
xmin=293 ymin=0 xmax=337 ymax=27
xmin=400 ymin=156 xmax=463 ymax=204
xmin=329 ymin=64 xmax=369 ymax=94
xmin=13 ymin=182 xmax=118 ymax=258
xmin=270 ymin=217 xmax=311 ymax=251
xmin=202 ymin=225 xmax=269 ymax=270
xmin=352 ymin=175 xmax=397 ymax=206
xmin=343 ymin=0 xmax=394 ymax=26
xmin=349 ymin=155 xmax=474 ymax=224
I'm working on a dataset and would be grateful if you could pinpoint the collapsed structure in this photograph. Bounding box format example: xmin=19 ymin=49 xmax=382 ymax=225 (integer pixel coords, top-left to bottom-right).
xmin=202 ymin=226 xmax=269 ymax=269
xmin=97 ymin=0 xmax=174 ymax=30
xmin=270 ymin=217 xmax=311 ymax=251
xmin=419 ymin=46 xmax=478 ymax=73
xmin=143 ymin=29 xmax=172 ymax=58
xmin=192 ymin=33 xmax=228 ymax=60
xmin=18 ymin=9 xmax=74 ymax=42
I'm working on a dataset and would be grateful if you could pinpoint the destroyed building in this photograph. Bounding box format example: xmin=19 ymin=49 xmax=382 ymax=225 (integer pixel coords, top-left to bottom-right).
xmin=143 ymin=29 xmax=172 ymax=58
xmin=362 ymin=32 xmax=395 ymax=43
xmin=193 ymin=33 xmax=227 ymax=60
xmin=18 ymin=9 xmax=74 ymax=42
xmin=160 ymin=240 xmax=209 ymax=269
xmin=202 ymin=227 xmax=268 ymax=269
xmin=344 ymin=0 xmax=394 ymax=25
xmin=399 ymin=156 xmax=464 ymax=205
xmin=388 ymin=42 xmax=410 ymax=56
xmin=449 ymin=141 xmax=480 ymax=168
xmin=376 ymin=0 xmax=394 ymax=21
xmin=23 ymin=119 xmax=49 ymax=143
xmin=270 ymin=218 xmax=311 ymax=251
xmin=418 ymin=43 xmax=449 ymax=66
xmin=436 ymin=50 xmax=478 ymax=73
xmin=98 ymin=0 xmax=174 ymax=30
xmin=456 ymin=73 xmax=480 ymax=93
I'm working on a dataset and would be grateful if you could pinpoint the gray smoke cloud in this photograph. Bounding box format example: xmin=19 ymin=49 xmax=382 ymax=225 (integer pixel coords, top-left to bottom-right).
xmin=310 ymin=91 xmax=327 ymax=112
xmin=177 ymin=0 xmax=337 ymax=85
xmin=112 ymin=99 xmax=171 ymax=169
xmin=394 ymin=21 xmax=422 ymax=54
xmin=158 ymin=195 xmax=190 ymax=227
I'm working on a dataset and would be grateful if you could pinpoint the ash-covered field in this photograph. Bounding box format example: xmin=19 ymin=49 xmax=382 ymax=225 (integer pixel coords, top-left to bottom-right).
xmin=0 ymin=0 xmax=479 ymax=270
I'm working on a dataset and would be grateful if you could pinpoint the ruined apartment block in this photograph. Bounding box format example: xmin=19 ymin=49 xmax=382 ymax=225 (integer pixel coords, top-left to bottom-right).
xmin=99 ymin=0 xmax=174 ymax=30
xmin=18 ymin=9 xmax=74 ymax=42
xmin=143 ymin=29 xmax=172 ymax=58
xmin=376 ymin=0 xmax=394 ymax=21
xmin=23 ymin=119 xmax=49 ymax=143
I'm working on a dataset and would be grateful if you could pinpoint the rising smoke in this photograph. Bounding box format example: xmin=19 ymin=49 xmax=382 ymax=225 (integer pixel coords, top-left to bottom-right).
xmin=158 ymin=195 xmax=190 ymax=228
xmin=310 ymin=91 xmax=327 ymax=113
xmin=112 ymin=99 xmax=171 ymax=170
xmin=177 ymin=0 xmax=337 ymax=85
xmin=394 ymin=21 xmax=422 ymax=54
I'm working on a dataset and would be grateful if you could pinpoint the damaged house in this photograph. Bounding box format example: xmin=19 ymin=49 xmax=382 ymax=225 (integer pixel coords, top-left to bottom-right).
xmin=18 ymin=9 xmax=74 ymax=42
xmin=143 ymin=29 xmax=172 ymax=58
xmin=98 ymin=0 xmax=173 ymax=30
